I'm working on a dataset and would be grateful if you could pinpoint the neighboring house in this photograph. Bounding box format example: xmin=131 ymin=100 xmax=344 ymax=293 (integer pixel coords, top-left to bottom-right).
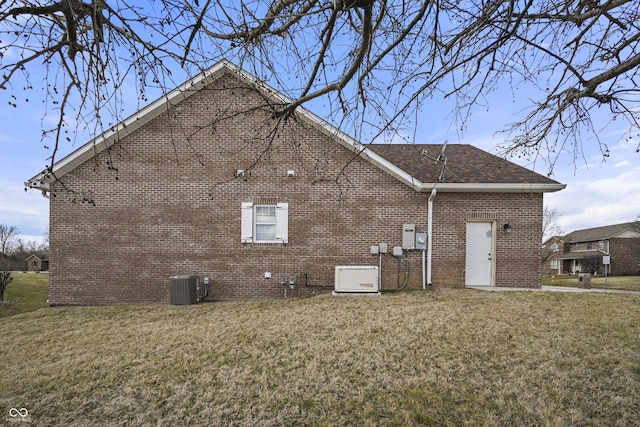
xmin=25 ymin=60 xmax=565 ymax=305
xmin=543 ymin=222 xmax=640 ymax=275
xmin=25 ymin=254 xmax=49 ymax=272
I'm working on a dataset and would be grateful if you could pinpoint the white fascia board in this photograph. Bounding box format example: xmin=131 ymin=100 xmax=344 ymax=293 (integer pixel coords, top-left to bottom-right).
xmin=418 ymin=183 xmax=566 ymax=193
xmin=287 ymin=99 xmax=564 ymax=194
xmin=24 ymin=58 xmax=416 ymax=193
xmin=25 ymin=59 xmax=563 ymax=197
xmin=292 ymin=104 xmax=424 ymax=189
xmin=229 ymin=67 xmax=423 ymax=189
xmin=25 ymin=61 xmax=233 ymax=191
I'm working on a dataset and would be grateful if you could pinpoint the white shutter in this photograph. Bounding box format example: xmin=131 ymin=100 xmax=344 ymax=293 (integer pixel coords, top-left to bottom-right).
xmin=241 ymin=202 xmax=253 ymax=243
xmin=275 ymin=203 xmax=289 ymax=244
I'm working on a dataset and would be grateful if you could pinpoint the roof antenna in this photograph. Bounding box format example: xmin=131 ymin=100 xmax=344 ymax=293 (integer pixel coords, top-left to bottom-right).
xmin=421 ymin=140 xmax=448 ymax=182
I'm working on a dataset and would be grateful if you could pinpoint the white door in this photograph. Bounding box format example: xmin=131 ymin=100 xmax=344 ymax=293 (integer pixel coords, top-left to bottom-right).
xmin=465 ymin=222 xmax=494 ymax=286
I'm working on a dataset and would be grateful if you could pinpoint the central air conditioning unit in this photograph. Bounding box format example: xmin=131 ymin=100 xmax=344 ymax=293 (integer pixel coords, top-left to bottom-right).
xmin=333 ymin=266 xmax=380 ymax=296
xmin=170 ymin=275 xmax=198 ymax=305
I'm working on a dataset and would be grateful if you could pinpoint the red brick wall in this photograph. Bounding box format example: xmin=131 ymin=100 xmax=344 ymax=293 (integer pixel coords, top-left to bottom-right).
xmin=609 ymin=238 xmax=640 ymax=275
xmin=48 ymin=73 xmax=544 ymax=305
xmin=431 ymin=193 xmax=543 ymax=288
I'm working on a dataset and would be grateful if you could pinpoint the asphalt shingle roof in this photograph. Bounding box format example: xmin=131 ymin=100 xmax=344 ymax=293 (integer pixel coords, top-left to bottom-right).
xmin=563 ymin=222 xmax=638 ymax=243
xmin=368 ymin=144 xmax=560 ymax=185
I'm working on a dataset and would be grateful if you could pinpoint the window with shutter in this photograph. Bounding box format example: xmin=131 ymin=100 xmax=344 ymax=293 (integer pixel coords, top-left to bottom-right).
xmin=275 ymin=203 xmax=288 ymax=243
xmin=241 ymin=202 xmax=254 ymax=243
xmin=240 ymin=202 xmax=288 ymax=244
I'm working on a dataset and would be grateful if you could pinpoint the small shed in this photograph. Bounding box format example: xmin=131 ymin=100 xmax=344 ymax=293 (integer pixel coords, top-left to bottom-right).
xmin=25 ymin=254 xmax=49 ymax=272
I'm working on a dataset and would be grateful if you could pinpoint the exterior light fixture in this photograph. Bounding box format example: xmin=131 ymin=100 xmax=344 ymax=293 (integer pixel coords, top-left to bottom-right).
xmin=503 ymin=223 xmax=512 ymax=234
xmin=287 ymin=169 xmax=295 ymax=177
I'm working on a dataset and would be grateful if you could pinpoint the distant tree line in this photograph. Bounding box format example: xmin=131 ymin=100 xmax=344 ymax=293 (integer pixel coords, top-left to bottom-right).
xmin=0 ymin=224 xmax=48 ymax=271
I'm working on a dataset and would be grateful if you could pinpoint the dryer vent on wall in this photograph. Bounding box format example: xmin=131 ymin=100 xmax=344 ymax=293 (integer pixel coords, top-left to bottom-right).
xmin=170 ymin=275 xmax=198 ymax=305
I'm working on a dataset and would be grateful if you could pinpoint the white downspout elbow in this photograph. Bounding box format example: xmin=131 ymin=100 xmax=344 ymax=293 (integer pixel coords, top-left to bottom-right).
xmin=427 ymin=188 xmax=437 ymax=287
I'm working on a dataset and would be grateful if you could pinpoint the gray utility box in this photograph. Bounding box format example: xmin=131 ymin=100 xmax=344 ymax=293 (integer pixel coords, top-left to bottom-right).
xmin=402 ymin=224 xmax=416 ymax=250
xmin=578 ymin=273 xmax=591 ymax=289
xmin=170 ymin=275 xmax=198 ymax=305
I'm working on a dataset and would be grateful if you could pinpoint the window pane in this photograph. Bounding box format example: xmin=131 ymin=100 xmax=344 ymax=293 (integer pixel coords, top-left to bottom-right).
xmin=255 ymin=205 xmax=276 ymax=241
xmin=256 ymin=206 xmax=276 ymax=224
xmin=256 ymin=224 xmax=276 ymax=241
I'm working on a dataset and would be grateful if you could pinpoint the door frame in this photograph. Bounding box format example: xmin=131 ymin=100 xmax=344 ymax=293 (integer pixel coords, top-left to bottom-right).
xmin=465 ymin=220 xmax=496 ymax=287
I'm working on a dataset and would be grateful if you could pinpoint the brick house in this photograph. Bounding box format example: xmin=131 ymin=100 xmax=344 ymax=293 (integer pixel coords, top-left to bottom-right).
xmin=543 ymin=222 xmax=640 ymax=276
xmin=26 ymin=60 xmax=564 ymax=305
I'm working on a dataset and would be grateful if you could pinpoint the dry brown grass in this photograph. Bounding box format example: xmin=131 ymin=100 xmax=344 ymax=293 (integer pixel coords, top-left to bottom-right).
xmin=543 ymin=274 xmax=640 ymax=291
xmin=1 ymin=290 xmax=639 ymax=426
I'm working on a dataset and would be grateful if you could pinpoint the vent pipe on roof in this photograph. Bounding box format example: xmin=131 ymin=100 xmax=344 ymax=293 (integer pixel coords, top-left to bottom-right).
xmin=426 ymin=188 xmax=437 ymax=288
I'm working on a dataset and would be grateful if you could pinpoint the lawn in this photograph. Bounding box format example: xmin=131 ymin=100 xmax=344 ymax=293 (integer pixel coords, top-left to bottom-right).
xmin=1 ymin=289 xmax=639 ymax=426
xmin=542 ymin=274 xmax=640 ymax=292
xmin=0 ymin=272 xmax=49 ymax=318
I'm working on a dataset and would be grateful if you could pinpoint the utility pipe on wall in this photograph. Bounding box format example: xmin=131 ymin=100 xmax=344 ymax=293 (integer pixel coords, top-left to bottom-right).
xmin=378 ymin=251 xmax=382 ymax=291
xmin=422 ymin=249 xmax=426 ymax=290
xmin=426 ymin=188 xmax=437 ymax=288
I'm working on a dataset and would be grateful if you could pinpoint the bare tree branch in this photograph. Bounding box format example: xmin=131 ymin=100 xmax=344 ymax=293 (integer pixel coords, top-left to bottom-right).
xmin=2 ymin=0 xmax=640 ymax=180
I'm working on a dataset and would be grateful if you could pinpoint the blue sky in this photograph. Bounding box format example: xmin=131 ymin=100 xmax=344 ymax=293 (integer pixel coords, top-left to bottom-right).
xmin=1 ymin=57 xmax=639 ymax=246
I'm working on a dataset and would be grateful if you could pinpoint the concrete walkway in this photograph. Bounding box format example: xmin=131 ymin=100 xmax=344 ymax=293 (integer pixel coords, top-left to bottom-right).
xmin=467 ymin=285 xmax=640 ymax=295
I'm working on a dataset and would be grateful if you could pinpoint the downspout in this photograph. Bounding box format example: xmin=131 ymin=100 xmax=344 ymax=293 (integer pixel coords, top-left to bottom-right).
xmin=422 ymin=246 xmax=426 ymax=290
xmin=426 ymin=188 xmax=437 ymax=288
